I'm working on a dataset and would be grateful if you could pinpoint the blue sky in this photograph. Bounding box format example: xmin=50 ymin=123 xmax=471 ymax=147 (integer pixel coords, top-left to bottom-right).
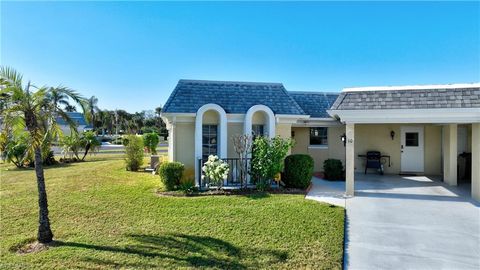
xmin=1 ymin=1 xmax=479 ymax=112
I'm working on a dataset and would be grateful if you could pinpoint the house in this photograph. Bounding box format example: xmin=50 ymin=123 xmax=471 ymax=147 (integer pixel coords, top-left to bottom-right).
xmin=161 ymin=80 xmax=480 ymax=201
xmin=57 ymin=112 xmax=91 ymax=135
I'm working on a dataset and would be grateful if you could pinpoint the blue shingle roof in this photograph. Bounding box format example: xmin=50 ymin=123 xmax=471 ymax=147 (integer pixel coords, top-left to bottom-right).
xmin=56 ymin=112 xmax=87 ymax=126
xmin=162 ymin=80 xmax=306 ymax=115
xmin=289 ymin=92 xmax=339 ymax=118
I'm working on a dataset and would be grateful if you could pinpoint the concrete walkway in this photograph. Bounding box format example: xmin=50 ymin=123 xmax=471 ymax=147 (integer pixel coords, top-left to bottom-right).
xmin=306 ymin=174 xmax=480 ymax=270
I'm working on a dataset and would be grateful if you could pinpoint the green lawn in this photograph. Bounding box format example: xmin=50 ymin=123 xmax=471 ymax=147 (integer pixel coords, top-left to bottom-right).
xmin=0 ymin=155 xmax=344 ymax=269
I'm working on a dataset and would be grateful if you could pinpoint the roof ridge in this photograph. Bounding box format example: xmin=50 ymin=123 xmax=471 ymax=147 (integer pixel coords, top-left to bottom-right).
xmin=178 ymin=79 xmax=283 ymax=86
xmin=330 ymin=93 xmax=347 ymax=110
xmin=343 ymin=83 xmax=480 ymax=92
xmin=280 ymin=86 xmax=306 ymax=115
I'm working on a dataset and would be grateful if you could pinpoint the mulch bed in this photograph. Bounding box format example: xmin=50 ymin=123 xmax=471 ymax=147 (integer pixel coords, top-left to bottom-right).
xmin=156 ymin=187 xmax=307 ymax=197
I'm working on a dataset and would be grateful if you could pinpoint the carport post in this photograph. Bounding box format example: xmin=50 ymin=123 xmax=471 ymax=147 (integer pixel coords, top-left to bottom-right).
xmin=346 ymin=123 xmax=355 ymax=196
xmin=442 ymin=124 xmax=458 ymax=186
xmin=472 ymin=123 xmax=480 ymax=201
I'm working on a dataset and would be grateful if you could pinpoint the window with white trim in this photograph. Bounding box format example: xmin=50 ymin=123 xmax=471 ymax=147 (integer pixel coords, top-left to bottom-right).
xmin=252 ymin=124 xmax=265 ymax=138
xmin=202 ymin=125 xmax=218 ymax=159
xmin=310 ymin=127 xmax=328 ymax=146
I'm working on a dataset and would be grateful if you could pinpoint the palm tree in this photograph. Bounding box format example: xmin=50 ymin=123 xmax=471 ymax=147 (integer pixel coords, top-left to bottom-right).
xmin=64 ymin=104 xmax=76 ymax=112
xmin=86 ymin=96 xmax=99 ymax=130
xmin=0 ymin=67 xmax=86 ymax=243
xmin=46 ymin=87 xmax=71 ymax=110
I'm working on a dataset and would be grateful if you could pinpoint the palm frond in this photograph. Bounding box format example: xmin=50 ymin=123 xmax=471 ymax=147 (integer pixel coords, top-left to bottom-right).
xmin=0 ymin=66 xmax=23 ymax=88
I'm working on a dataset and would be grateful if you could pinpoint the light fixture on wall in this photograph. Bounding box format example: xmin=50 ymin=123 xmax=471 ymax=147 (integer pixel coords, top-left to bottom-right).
xmin=390 ymin=130 xmax=395 ymax=140
xmin=291 ymin=131 xmax=295 ymax=138
xmin=341 ymin=133 xmax=346 ymax=147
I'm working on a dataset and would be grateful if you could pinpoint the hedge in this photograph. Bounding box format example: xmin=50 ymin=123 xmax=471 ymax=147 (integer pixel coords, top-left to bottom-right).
xmin=283 ymin=154 xmax=314 ymax=189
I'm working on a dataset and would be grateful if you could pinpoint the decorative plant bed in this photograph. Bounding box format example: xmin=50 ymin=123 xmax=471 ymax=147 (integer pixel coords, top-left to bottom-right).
xmin=156 ymin=187 xmax=307 ymax=197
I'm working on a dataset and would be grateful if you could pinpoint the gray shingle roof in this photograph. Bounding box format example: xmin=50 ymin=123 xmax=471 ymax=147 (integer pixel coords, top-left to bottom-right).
xmin=162 ymin=80 xmax=306 ymax=115
xmin=331 ymin=87 xmax=480 ymax=110
xmin=289 ymin=92 xmax=339 ymax=118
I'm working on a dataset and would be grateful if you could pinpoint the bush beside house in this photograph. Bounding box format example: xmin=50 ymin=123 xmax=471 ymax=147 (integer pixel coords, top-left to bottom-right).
xmin=125 ymin=135 xmax=144 ymax=171
xmin=250 ymin=136 xmax=294 ymax=190
xmin=323 ymin=159 xmax=344 ymax=180
xmin=159 ymin=162 xmax=185 ymax=190
xmin=283 ymin=154 xmax=314 ymax=189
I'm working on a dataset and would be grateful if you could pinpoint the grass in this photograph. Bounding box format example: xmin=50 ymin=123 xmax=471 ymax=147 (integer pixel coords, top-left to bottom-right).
xmin=0 ymin=155 xmax=344 ymax=269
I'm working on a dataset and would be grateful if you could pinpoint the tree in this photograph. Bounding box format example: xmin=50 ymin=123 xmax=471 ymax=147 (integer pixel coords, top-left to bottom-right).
xmin=232 ymin=134 xmax=253 ymax=188
xmin=0 ymin=66 xmax=86 ymax=243
xmin=59 ymin=133 xmax=81 ymax=160
xmin=59 ymin=131 xmax=100 ymax=161
xmin=79 ymin=131 xmax=100 ymax=160
xmin=124 ymin=135 xmax=144 ymax=171
xmin=64 ymin=104 xmax=76 ymax=112
xmin=251 ymin=136 xmax=294 ymax=190
xmin=143 ymin=132 xmax=159 ymax=154
xmin=86 ymin=96 xmax=99 ymax=130
xmin=46 ymin=87 xmax=72 ymax=112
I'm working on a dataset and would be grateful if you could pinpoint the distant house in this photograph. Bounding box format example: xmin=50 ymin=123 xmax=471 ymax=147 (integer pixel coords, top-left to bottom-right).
xmin=57 ymin=112 xmax=91 ymax=135
xmin=161 ymin=79 xmax=480 ymax=201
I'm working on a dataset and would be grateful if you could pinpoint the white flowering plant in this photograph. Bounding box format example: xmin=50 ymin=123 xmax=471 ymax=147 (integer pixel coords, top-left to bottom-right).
xmin=202 ymin=155 xmax=229 ymax=189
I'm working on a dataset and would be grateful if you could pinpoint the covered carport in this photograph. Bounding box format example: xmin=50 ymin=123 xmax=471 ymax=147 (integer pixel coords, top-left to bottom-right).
xmin=328 ymin=84 xmax=480 ymax=201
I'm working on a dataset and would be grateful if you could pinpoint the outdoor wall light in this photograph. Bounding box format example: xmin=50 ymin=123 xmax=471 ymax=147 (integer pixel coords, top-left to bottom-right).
xmin=291 ymin=131 xmax=295 ymax=138
xmin=390 ymin=130 xmax=395 ymax=140
xmin=341 ymin=133 xmax=346 ymax=147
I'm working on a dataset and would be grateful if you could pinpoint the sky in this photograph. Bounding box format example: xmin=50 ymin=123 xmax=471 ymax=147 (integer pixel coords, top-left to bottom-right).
xmin=1 ymin=1 xmax=479 ymax=113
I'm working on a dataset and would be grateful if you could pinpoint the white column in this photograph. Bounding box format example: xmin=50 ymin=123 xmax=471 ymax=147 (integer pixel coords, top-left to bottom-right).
xmin=167 ymin=120 xmax=176 ymax=162
xmin=471 ymin=123 xmax=480 ymax=201
xmin=443 ymin=124 xmax=458 ymax=186
xmin=219 ymin=115 xmax=228 ymax=159
xmin=346 ymin=123 xmax=355 ymax=196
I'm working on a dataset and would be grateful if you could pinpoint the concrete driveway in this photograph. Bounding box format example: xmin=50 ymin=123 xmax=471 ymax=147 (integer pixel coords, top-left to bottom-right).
xmin=306 ymin=174 xmax=480 ymax=270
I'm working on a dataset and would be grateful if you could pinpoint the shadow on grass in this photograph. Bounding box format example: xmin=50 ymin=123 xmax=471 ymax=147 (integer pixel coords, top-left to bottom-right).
xmin=56 ymin=233 xmax=288 ymax=269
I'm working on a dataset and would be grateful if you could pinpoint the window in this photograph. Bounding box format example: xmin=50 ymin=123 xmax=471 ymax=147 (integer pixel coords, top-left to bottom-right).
xmin=310 ymin=127 xmax=328 ymax=146
xmin=202 ymin=125 xmax=218 ymax=159
xmin=405 ymin=132 xmax=419 ymax=147
xmin=252 ymin=124 xmax=264 ymax=138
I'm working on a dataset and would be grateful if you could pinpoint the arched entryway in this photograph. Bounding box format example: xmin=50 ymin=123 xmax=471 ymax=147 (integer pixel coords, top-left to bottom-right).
xmin=195 ymin=104 xmax=228 ymax=185
xmin=244 ymin=105 xmax=275 ymax=138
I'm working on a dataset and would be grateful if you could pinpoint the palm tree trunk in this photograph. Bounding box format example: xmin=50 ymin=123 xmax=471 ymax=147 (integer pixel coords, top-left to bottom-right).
xmin=81 ymin=143 xmax=90 ymax=161
xmin=34 ymin=146 xmax=53 ymax=243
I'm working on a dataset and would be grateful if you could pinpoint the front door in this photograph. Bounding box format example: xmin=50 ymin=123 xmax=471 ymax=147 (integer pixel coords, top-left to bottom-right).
xmin=400 ymin=126 xmax=424 ymax=173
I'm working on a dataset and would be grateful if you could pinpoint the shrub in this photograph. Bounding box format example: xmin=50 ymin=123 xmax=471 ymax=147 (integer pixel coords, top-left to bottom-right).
xmin=251 ymin=136 xmax=294 ymax=190
xmin=0 ymin=132 xmax=32 ymax=168
xmin=323 ymin=159 xmax=344 ymax=180
xmin=42 ymin=150 xmax=57 ymax=166
xmin=202 ymin=155 xmax=229 ymax=189
xmin=3 ymin=136 xmax=29 ymax=168
xmin=59 ymin=134 xmax=81 ymax=160
xmin=143 ymin=132 xmax=159 ymax=154
xmin=125 ymin=135 xmax=144 ymax=171
xmin=159 ymin=162 xmax=185 ymax=190
xmin=141 ymin=126 xmax=160 ymax=134
xmin=79 ymin=131 xmax=101 ymax=160
xmin=283 ymin=154 xmax=314 ymax=188
xmin=178 ymin=182 xmax=197 ymax=194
